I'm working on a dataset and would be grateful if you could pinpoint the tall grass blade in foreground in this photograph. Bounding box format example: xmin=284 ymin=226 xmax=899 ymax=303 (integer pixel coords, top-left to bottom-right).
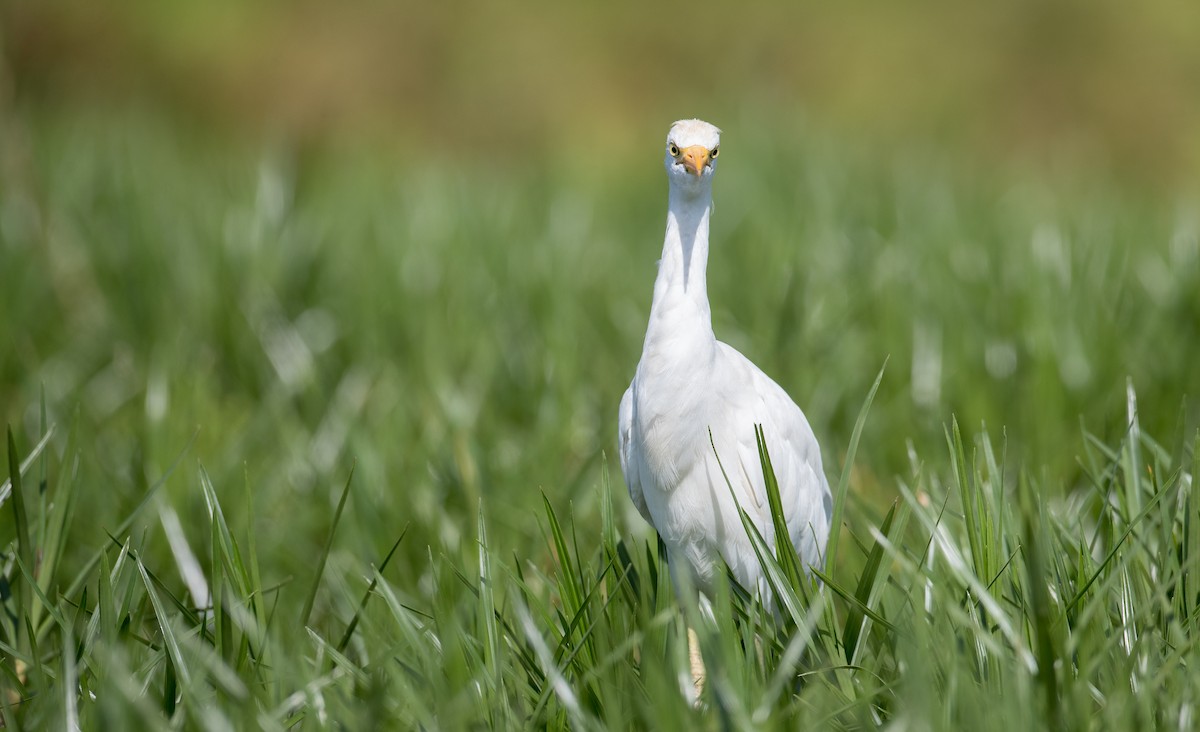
xmin=301 ymin=463 xmax=356 ymax=627
xmin=826 ymin=360 xmax=887 ymax=574
xmin=7 ymin=428 xmax=36 ymax=653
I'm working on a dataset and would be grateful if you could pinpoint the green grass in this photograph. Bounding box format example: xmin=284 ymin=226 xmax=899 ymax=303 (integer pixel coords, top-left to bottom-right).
xmin=1 ymin=107 xmax=1199 ymax=728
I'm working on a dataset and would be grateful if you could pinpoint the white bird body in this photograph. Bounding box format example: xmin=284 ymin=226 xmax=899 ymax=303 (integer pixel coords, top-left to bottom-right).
xmin=619 ymin=119 xmax=831 ymax=604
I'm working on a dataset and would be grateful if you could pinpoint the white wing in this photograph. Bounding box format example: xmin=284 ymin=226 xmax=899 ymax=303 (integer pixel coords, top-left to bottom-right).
xmin=712 ymin=342 xmax=832 ymax=570
xmin=618 ymin=382 xmax=654 ymax=526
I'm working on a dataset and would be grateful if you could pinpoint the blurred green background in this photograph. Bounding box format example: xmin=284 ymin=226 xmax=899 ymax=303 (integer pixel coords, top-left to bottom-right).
xmin=2 ymin=0 xmax=1200 ymax=634
xmin=7 ymin=0 xmax=1200 ymax=177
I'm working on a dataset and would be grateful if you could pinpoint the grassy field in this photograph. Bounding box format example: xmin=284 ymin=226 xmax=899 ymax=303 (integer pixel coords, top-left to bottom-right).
xmin=1 ymin=104 xmax=1199 ymax=729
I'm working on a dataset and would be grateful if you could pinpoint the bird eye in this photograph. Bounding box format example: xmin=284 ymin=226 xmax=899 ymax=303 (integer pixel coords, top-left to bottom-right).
xmin=669 ymin=143 xmax=680 ymax=157
xmin=711 ymin=146 xmax=719 ymax=158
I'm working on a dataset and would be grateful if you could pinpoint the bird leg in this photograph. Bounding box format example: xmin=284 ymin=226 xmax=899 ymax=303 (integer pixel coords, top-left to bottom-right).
xmin=687 ymin=626 xmax=706 ymax=704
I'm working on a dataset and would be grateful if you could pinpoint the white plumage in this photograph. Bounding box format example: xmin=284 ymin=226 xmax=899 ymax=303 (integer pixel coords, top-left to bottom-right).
xmin=619 ymin=119 xmax=832 ymax=606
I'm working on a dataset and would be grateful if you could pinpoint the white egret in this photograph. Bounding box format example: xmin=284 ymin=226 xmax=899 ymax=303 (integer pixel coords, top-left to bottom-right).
xmin=618 ymin=119 xmax=832 ymax=611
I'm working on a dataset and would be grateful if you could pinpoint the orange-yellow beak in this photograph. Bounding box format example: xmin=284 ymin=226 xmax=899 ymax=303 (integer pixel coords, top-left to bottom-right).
xmin=680 ymin=145 xmax=712 ymax=176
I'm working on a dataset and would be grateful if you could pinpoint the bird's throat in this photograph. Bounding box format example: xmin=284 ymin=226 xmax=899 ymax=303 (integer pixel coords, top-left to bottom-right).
xmin=644 ymin=186 xmax=715 ymax=356
xmin=662 ymin=186 xmax=713 ymax=293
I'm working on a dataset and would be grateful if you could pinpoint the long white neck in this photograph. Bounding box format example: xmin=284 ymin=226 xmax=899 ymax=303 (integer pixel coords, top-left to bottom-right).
xmin=642 ymin=182 xmax=715 ymax=359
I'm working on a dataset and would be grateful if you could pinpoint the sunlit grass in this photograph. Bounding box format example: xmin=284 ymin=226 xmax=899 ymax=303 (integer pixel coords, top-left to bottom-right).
xmin=0 ymin=108 xmax=1198 ymax=727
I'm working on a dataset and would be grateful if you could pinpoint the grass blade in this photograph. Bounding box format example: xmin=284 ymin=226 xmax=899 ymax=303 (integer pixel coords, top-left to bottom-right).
xmin=336 ymin=526 xmax=408 ymax=653
xmin=65 ymin=430 xmax=199 ymax=600
xmin=826 ymin=359 xmax=887 ymax=574
xmin=1018 ymin=469 xmax=1061 ymax=727
xmin=136 ymin=556 xmax=193 ymax=691
xmin=541 ymin=493 xmax=584 ymax=625
xmin=35 ymin=417 xmax=79 ymax=635
xmin=0 ymin=424 xmax=56 ymax=508
xmin=7 ymin=428 xmax=35 ymax=653
xmin=477 ymin=505 xmax=502 ymax=707
xmin=709 ymin=428 xmax=804 ymax=620
xmin=841 ymin=500 xmax=898 ymax=663
xmin=756 ymin=425 xmax=806 ymax=591
xmin=301 ymin=462 xmax=355 ymax=627
xmin=62 ymin=622 xmax=80 ymax=732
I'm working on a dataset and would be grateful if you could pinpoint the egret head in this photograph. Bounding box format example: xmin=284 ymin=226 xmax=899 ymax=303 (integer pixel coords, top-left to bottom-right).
xmin=665 ymin=119 xmax=721 ymax=189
